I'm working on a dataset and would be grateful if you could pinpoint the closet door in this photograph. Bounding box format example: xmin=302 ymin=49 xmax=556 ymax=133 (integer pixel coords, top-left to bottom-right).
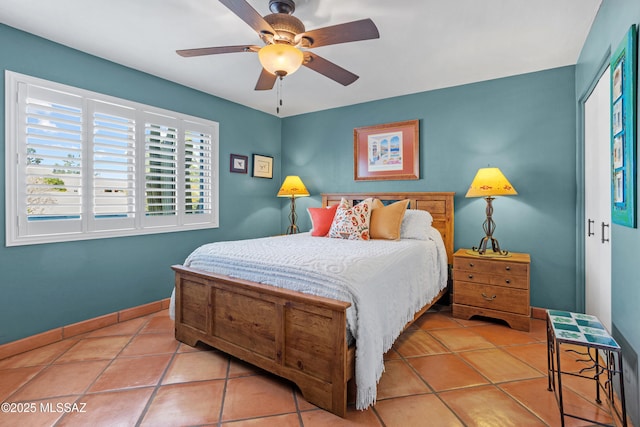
xmin=584 ymin=67 xmax=612 ymax=330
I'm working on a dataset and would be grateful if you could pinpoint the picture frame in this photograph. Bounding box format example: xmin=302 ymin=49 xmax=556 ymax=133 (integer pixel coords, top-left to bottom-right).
xmin=252 ymin=154 xmax=274 ymax=179
xmin=353 ymin=119 xmax=419 ymax=181
xmin=230 ymin=153 xmax=248 ymax=173
xmin=613 ymin=136 xmax=624 ymax=169
xmin=610 ymin=24 xmax=637 ymax=228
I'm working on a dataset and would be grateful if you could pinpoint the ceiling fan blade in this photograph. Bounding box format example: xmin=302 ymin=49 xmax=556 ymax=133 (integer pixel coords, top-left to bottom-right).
xmin=298 ymin=18 xmax=379 ymax=48
xmin=255 ymin=68 xmax=278 ymax=90
xmin=219 ymin=0 xmax=276 ymax=36
xmin=176 ymin=45 xmax=259 ymax=57
xmin=303 ymin=52 xmax=359 ymax=86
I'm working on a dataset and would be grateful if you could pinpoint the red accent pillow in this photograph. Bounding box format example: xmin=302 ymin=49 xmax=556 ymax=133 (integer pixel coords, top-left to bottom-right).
xmin=307 ymin=204 xmax=339 ymax=236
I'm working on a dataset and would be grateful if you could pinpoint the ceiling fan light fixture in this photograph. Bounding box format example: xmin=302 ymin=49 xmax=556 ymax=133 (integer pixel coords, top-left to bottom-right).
xmin=258 ymin=43 xmax=304 ymax=76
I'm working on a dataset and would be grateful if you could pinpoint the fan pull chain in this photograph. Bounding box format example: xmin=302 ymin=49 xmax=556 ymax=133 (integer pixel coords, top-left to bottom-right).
xmin=276 ymin=76 xmax=283 ymax=115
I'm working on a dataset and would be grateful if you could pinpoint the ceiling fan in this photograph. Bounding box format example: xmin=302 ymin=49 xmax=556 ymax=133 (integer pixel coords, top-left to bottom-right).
xmin=176 ymin=0 xmax=380 ymax=91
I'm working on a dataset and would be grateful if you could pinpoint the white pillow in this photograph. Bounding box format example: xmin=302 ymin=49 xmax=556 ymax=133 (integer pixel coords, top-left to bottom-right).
xmin=400 ymin=209 xmax=433 ymax=240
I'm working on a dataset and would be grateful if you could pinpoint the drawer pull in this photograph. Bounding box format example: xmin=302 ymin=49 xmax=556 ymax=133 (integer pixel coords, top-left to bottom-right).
xmin=468 ymin=274 xmax=474 ymax=279
xmin=505 ymin=266 xmax=511 ymax=271
xmin=481 ymin=293 xmax=497 ymax=301
xmin=505 ymin=279 xmax=511 ymax=284
xmin=469 ymin=263 xmax=474 ymax=267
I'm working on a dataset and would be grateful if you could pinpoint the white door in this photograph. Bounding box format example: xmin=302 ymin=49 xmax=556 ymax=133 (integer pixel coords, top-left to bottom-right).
xmin=584 ymin=66 xmax=612 ymax=330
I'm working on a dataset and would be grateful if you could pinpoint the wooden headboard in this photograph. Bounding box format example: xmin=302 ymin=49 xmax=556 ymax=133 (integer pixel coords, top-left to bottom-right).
xmin=321 ymin=192 xmax=455 ymax=262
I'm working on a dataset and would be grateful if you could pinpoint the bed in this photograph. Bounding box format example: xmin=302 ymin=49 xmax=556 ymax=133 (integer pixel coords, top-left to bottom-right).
xmin=171 ymin=192 xmax=454 ymax=417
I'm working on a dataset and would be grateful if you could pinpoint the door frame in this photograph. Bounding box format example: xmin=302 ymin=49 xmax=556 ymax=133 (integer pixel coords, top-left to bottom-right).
xmin=576 ymin=50 xmax=611 ymax=313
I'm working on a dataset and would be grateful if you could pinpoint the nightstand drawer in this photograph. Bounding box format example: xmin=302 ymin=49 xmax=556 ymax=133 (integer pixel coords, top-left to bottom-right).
xmin=453 ymin=270 xmax=528 ymax=289
xmin=488 ymin=275 xmax=528 ymax=290
xmin=454 ymin=282 xmax=529 ymax=315
xmin=453 ymin=257 xmax=528 ymax=277
xmin=488 ymin=261 xmax=528 ymax=277
xmin=453 ymin=270 xmax=491 ymax=284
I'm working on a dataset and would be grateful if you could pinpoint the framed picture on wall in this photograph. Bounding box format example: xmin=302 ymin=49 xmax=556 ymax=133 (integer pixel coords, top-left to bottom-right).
xmin=230 ymin=154 xmax=248 ymax=173
xmin=614 ymin=171 xmax=624 ymax=203
xmin=610 ymin=24 xmax=637 ymax=228
xmin=612 ymin=100 xmax=623 ymax=135
xmin=252 ymin=154 xmax=274 ymax=179
xmin=353 ymin=119 xmax=419 ymax=181
xmin=613 ymin=136 xmax=624 ymax=169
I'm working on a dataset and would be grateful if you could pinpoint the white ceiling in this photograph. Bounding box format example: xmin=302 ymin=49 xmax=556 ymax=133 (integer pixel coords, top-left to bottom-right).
xmin=1 ymin=0 xmax=601 ymax=117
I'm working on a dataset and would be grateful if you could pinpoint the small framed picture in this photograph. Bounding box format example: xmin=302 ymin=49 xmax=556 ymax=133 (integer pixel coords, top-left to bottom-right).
xmin=612 ymin=99 xmax=623 ymax=135
xmin=230 ymin=154 xmax=248 ymax=173
xmin=613 ymin=136 xmax=624 ymax=169
xmin=614 ymin=170 xmax=624 ymax=204
xmin=612 ymin=60 xmax=623 ymax=101
xmin=252 ymin=154 xmax=273 ymax=179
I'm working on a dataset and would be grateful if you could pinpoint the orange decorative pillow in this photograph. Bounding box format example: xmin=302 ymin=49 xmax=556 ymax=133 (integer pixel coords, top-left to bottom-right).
xmin=307 ymin=204 xmax=339 ymax=236
xmin=370 ymin=199 xmax=410 ymax=240
xmin=328 ymin=198 xmax=373 ymax=240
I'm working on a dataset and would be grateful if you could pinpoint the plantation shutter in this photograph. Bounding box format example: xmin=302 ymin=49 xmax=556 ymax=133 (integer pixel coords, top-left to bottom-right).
xmin=143 ymin=113 xmax=179 ymax=228
xmin=90 ymin=101 xmax=136 ymax=231
xmin=19 ymin=82 xmax=84 ymax=237
xmin=183 ymin=121 xmax=214 ymax=225
xmin=7 ymin=71 xmax=219 ymax=246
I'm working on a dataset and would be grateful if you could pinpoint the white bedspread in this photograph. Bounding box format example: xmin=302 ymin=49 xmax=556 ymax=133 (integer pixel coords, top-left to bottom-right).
xmin=171 ymin=229 xmax=447 ymax=410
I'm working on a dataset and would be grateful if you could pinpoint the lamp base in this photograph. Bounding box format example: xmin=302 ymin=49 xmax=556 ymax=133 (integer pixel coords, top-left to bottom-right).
xmin=471 ymin=236 xmax=510 ymax=256
xmin=286 ymin=196 xmax=299 ymax=235
xmin=470 ymin=196 xmax=510 ymax=256
xmin=285 ymin=224 xmax=300 ymax=235
xmin=466 ymin=248 xmax=511 ymax=258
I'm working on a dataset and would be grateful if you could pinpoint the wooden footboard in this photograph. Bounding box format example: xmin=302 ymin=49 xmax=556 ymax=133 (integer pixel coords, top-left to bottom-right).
xmin=172 ymin=264 xmax=355 ymax=417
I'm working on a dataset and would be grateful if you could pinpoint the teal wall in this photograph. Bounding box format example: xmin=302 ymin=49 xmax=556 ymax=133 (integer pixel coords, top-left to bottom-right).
xmin=281 ymin=66 xmax=578 ymax=312
xmin=0 ymin=24 xmax=282 ymax=344
xmin=576 ymin=0 xmax=640 ymax=419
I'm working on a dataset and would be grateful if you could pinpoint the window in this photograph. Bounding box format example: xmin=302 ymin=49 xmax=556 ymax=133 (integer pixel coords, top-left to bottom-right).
xmin=5 ymin=71 xmax=219 ymax=246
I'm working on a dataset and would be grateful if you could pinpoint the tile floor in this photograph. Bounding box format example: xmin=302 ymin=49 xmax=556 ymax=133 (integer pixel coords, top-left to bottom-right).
xmin=0 ymin=305 xmax=632 ymax=427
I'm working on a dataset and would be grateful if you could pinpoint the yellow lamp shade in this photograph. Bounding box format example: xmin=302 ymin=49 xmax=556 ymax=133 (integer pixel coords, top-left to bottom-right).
xmin=258 ymin=44 xmax=304 ymax=76
xmin=277 ymin=175 xmax=309 ymax=197
xmin=465 ymin=167 xmax=517 ymax=198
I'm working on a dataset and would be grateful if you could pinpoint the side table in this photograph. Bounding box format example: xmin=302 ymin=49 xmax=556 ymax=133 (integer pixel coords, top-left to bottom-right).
xmin=452 ymin=249 xmax=530 ymax=331
xmin=546 ymin=310 xmax=627 ymax=427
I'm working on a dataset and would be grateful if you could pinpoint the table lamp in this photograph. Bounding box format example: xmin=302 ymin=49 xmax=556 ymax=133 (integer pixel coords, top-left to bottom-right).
xmin=277 ymin=175 xmax=310 ymax=234
xmin=465 ymin=167 xmax=517 ymax=255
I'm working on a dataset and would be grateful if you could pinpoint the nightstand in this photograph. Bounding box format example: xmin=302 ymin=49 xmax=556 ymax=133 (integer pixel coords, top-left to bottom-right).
xmin=452 ymin=248 xmax=531 ymax=331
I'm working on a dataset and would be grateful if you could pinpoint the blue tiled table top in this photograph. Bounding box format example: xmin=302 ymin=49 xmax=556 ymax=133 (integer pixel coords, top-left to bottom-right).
xmin=547 ymin=310 xmax=620 ymax=350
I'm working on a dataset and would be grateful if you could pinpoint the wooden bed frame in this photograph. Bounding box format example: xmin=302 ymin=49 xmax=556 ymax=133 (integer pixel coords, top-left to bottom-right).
xmin=172 ymin=192 xmax=454 ymax=417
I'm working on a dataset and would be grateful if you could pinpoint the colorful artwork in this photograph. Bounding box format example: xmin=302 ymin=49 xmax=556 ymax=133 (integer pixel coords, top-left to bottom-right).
xmin=354 ymin=120 xmax=419 ymax=181
xmin=610 ymin=25 xmax=637 ymax=227
xmin=613 ymin=135 xmax=624 ymax=168
xmin=367 ymin=131 xmax=403 ymax=172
